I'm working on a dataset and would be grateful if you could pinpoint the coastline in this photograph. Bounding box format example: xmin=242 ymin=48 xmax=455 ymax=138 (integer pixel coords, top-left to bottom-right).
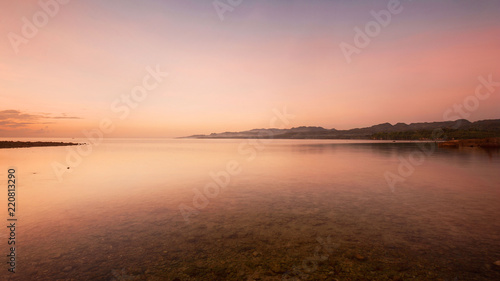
xmin=0 ymin=141 xmax=83 ymax=149
xmin=437 ymin=137 xmax=500 ymax=148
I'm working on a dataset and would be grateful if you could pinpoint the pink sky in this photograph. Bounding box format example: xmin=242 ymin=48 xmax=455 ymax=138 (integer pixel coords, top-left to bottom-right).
xmin=1 ymin=0 xmax=499 ymax=137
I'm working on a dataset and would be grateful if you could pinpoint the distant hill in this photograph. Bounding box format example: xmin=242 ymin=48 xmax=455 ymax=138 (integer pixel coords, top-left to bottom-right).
xmin=183 ymin=119 xmax=500 ymax=140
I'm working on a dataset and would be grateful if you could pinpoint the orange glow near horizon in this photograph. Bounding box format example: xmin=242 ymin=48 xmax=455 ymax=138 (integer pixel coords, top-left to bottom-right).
xmin=1 ymin=0 xmax=499 ymax=138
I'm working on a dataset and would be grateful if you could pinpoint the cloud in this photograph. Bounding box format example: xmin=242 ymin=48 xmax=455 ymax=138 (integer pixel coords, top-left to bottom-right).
xmin=54 ymin=115 xmax=81 ymax=119
xmin=0 ymin=110 xmax=81 ymax=129
xmin=0 ymin=110 xmax=39 ymax=121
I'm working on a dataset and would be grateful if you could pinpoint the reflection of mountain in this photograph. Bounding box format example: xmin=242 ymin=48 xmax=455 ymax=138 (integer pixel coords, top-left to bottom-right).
xmin=184 ymin=119 xmax=500 ymax=140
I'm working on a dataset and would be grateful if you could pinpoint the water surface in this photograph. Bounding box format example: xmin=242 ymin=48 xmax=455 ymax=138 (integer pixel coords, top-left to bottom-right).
xmin=1 ymin=139 xmax=499 ymax=280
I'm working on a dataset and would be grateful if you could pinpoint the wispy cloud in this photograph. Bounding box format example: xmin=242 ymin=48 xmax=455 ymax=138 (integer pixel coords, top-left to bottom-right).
xmin=51 ymin=115 xmax=82 ymax=120
xmin=0 ymin=110 xmax=81 ymax=129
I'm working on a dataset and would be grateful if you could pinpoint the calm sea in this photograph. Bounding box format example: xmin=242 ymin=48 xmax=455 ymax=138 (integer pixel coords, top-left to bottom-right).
xmin=1 ymin=138 xmax=499 ymax=280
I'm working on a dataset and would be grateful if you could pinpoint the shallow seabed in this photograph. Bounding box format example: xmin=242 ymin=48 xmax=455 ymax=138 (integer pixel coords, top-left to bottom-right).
xmin=1 ymin=139 xmax=499 ymax=280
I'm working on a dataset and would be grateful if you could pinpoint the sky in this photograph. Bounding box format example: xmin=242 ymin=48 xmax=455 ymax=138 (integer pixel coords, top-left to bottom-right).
xmin=1 ymin=0 xmax=499 ymax=138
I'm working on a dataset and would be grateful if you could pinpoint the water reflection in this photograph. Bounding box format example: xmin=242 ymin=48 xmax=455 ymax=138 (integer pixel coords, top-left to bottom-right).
xmin=289 ymin=141 xmax=500 ymax=164
xmin=0 ymin=139 xmax=499 ymax=280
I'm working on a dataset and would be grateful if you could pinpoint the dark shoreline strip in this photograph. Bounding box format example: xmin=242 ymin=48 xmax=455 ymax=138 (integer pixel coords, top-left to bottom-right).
xmin=0 ymin=141 xmax=83 ymax=149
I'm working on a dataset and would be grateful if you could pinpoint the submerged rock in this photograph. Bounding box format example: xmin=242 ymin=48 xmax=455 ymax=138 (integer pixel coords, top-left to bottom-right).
xmin=269 ymin=262 xmax=285 ymax=273
xmin=354 ymin=254 xmax=366 ymax=261
xmin=62 ymin=266 xmax=72 ymax=272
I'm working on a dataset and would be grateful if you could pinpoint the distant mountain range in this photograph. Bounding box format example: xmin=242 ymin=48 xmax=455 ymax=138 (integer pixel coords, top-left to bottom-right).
xmin=184 ymin=119 xmax=500 ymax=140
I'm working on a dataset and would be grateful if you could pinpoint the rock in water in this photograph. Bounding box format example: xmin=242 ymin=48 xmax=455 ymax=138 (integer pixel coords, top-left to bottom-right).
xmin=62 ymin=266 xmax=72 ymax=272
xmin=354 ymin=254 xmax=366 ymax=261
